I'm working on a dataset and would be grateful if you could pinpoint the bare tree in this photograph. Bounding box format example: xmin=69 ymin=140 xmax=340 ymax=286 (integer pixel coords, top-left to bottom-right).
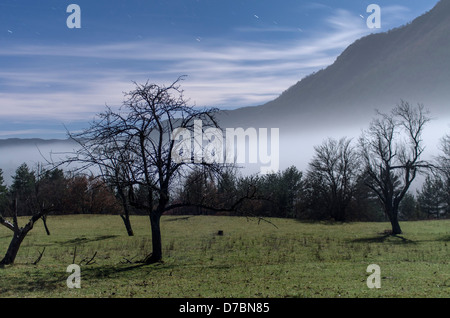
xmin=88 ymin=139 xmax=137 ymax=235
xmin=359 ymin=101 xmax=432 ymax=234
xmin=307 ymin=137 xmax=359 ymax=221
xmin=60 ymin=77 xmax=227 ymax=263
xmin=437 ymin=134 xmax=450 ymax=178
xmin=108 ymin=159 xmax=136 ymax=236
xmin=436 ymin=133 xmax=450 ymax=216
xmin=0 ymin=164 xmax=58 ymax=266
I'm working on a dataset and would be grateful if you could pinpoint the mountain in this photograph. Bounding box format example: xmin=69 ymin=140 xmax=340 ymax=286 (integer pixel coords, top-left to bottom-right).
xmin=217 ymin=0 xmax=450 ymax=132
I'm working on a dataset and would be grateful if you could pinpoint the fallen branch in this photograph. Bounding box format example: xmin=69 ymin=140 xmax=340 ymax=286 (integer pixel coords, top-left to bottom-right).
xmin=120 ymin=256 xmax=137 ymax=264
xmin=32 ymin=247 xmax=46 ymax=265
xmin=81 ymin=251 xmax=97 ymax=265
xmin=256 ymin=216 xmax=279 ymax=229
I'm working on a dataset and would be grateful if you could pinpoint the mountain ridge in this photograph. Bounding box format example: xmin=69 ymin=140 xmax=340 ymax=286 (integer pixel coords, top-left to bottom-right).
xmin=217 ymin=0 xmax=450 ymax=131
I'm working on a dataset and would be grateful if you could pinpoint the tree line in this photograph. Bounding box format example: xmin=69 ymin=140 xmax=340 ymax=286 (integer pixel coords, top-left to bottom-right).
xmin=0 ymin=78 xmax=448 ymax=266
xmin=0 ymin=164 xmax=121 ymax=217
xmin=2 ymin=136 xmax=447 ymax=224
xmin=171 ymin=143 xmax=449 ymax=223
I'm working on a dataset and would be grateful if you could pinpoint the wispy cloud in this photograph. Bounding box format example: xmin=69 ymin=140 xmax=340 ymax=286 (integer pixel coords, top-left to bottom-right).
xmin=0 ymin=8 xmax=371 ymax=133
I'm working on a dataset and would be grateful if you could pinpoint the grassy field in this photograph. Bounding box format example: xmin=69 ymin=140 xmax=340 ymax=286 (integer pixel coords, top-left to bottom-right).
xmin=0 ymin=214 xmax=448 ymax=298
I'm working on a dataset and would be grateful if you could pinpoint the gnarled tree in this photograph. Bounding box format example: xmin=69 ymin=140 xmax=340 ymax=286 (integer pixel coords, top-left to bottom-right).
xmin=359 ymin=101 xmax=432 ymax=234
xmin=62 ymin=77 xmax=227 ymax=263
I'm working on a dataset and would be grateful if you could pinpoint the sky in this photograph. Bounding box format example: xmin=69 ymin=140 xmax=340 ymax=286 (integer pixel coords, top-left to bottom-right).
xmin=0 ymin=0 xmax=440 ymax=139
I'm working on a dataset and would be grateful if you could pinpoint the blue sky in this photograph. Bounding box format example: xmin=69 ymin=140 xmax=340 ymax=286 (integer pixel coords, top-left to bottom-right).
xmin=0 ymin=0 xmax=439 ymax=139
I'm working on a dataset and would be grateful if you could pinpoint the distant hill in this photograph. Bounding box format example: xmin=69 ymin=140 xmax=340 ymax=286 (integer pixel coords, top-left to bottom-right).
xmin=217 ymin=0 xmax=450 ymax=132
xmin=0 ymin=138 xmax=69 ymax=147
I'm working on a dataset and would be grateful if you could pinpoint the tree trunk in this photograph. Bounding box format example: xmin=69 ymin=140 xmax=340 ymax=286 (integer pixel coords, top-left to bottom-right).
xmin=335 ymin=204 xmax=347 ymax=222
xmin=1 ymin=211 xmax=43 ymax=266
xmin=120 ymin=214 xmax=134 ymax=236
xmin=42 ymin=215 xmax=50 ymax=236
xmin=386 ymin=204 xmax=402 ymax=235
xmin=0 ymin=229 xmax=28 ymax=266
xmin=390 ymin=212 xmax=402 ymax=234
xmin=118 ymin=189 xmax=134 ymax=236
xmin=145 ymin=212 xmax=162 ymax=264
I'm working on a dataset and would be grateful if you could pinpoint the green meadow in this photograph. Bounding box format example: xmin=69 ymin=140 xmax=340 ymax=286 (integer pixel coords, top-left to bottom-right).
xmin=0 ymin=215 xmax=448 ymax=298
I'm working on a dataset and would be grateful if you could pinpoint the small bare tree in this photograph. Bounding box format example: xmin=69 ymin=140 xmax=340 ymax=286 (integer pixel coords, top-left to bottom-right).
xmin=307 ymin=137 xmax=360 ymax=221
xmin=359 ymin=101 xmax=432 ymax=234
xmin=0 ymin=164 xmax=58 ymax=266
